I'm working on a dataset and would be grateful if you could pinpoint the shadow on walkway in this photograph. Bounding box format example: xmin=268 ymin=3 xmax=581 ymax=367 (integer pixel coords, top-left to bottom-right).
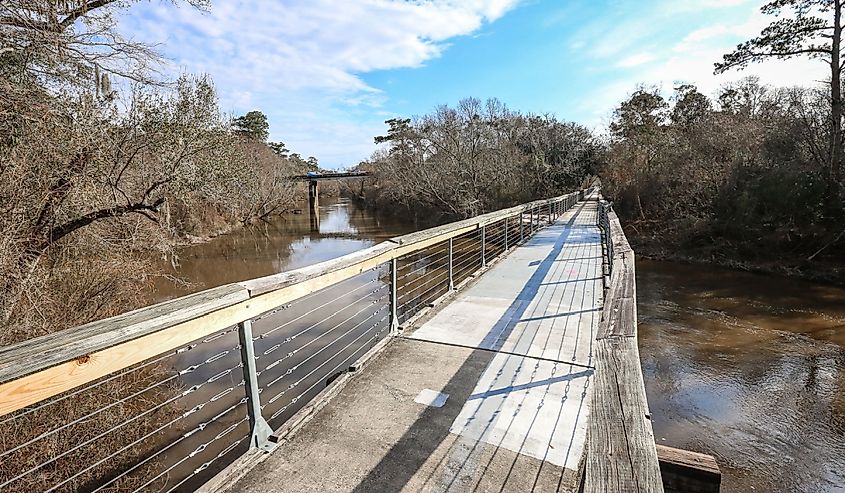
xmin=351 ymin=201 xmax=592 ymax=493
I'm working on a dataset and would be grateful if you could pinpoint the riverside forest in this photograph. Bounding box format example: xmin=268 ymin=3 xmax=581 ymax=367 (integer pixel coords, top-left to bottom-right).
xmin=1 ymin=1 xmax=844 ymax=493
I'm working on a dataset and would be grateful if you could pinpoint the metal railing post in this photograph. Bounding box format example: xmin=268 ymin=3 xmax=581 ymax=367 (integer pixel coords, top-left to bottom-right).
xmin=481 ymin=225 xmax=486 ymax=267
xmin=447 ymin=237 xmax=455 ymax=290
xmin=520 ymin=212 xmax=524 ymax=243
xmin=548 ymin=203 xmax=552 ymax=225
xmin=504 ymin=218 xmax=509 ymax=251
xmin=390 ymin=258 xmax=399 ymax=333
xmin=238 ymin=320 xmax=276 ymax=452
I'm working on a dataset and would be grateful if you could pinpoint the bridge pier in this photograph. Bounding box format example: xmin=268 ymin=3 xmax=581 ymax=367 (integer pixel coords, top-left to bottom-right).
xmin=308 ymin=179 xmax=319 ymax=231
xmin=308 ymin=179 xmax=319 ymax=213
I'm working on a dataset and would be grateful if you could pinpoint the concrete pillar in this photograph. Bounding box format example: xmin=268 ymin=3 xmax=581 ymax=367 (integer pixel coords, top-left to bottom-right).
xmin=309 ymin=180 xmax=320 ymax=232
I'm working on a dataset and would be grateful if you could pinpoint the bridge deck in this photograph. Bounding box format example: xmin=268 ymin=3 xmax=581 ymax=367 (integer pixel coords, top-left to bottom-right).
xmin=229 ymin=199 xmax=602 ymax=493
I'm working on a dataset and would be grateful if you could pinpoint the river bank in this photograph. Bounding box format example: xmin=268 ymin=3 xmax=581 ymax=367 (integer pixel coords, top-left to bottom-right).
xmin=623 ymin=224 xmax=845 ymax=286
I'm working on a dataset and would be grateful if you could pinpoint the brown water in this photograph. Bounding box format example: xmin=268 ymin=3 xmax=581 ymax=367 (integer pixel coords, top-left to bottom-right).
xmin=638 ymin=259 xmax=845 ymax=493
xmin=152 ymin=196 xmax=416 ymax=301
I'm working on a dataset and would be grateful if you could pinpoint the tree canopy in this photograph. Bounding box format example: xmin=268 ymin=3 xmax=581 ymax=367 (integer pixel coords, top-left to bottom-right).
xmin=233 ymin=110 xmax=270 ymax=141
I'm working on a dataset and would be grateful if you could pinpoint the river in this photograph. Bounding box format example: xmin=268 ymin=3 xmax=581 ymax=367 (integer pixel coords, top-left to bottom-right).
xmin=154 ymin=198 xmax=845 ymax=492
xmin=638 ymin=259 xmax=845 ymax=493
xmin=152 ymin=196 xmax=416 ymax=301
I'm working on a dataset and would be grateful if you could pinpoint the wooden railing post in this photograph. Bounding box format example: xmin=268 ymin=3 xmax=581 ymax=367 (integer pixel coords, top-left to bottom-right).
xmin=238 ymin=320 xmax=276 ymax=452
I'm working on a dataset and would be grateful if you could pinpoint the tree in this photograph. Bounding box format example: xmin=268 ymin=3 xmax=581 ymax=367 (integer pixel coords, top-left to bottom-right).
xmin=607 ymin=87 xmax=669 ymax=218
xmin=0 ymin=0 xmax=207 ymax=85
xmin=671 ymin=84 xmax=712 ymax=129
xmin=268 ymin=141 xmax=289 ymax=157
xmin=306 ymin=156 xmax=319 ymax=171
xmin=233 ymin=110 xmax=269 ymax=141
xmin=715 ymin=0 xmax=843 ymax=195
xmin=609 ymin=87 xmax=668 ymax=140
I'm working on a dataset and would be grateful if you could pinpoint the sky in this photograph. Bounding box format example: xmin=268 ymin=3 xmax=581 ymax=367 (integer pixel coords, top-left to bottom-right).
xmin=118 ymin=0 xmax=827 ymax=168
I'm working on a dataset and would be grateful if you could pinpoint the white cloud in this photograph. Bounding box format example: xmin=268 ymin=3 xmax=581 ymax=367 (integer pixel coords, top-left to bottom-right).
xmin=617 ymin=53 xmax=656 ymax=68
xmin=118 ymin=0 xmax=520 ymax=166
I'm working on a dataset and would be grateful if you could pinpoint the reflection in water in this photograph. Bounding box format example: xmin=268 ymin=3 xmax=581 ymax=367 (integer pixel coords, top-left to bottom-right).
xmin=153 ymin=197 xmax=416 ymax=301
xmin=638 ymin=259 xmax=845 ymax=493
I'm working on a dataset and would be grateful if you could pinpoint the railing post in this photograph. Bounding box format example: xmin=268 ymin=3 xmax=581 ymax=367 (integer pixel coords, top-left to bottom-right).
xmin=504 ymin=217 xmax=509 ymax=251
xmin=447 ymin=237 xmax=455 ymax=290
xmin=481 ymin=225 xmax=486 ymax=267
xmin=520 ymin=212 xmax=524 ymax=243
xmin=390 ymin=258 xmax=399 ymax=333
xmin=238 ymin=320 xmax=276 ymax=452
xmin=548 ymin=203 xmax=552 ymax=225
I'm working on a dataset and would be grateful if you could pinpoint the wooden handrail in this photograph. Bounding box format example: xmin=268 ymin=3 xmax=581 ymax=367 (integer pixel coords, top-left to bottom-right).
xmin=585 ymin=201 xmax=664 ymax=492
xmin=0 ymin=190 xmax=585 ymax=417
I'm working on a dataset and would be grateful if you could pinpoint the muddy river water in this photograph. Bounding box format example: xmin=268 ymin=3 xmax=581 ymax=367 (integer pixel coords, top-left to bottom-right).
xmin=155 ymin=197 xmax=845 ymax=492
xmin=638 ymin=259 xmax=845 ymax=493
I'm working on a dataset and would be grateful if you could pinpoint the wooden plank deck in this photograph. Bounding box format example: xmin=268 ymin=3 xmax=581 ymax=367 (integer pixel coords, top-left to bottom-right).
xmin=223 ymin=197 xmax=605 ymax=493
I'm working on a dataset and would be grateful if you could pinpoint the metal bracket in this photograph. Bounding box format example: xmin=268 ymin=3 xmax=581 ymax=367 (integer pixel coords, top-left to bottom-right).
xmin=390 ymin=258 xmax=399 ymax=333
xmin=447 ymin=238 xmax=455 ymax=290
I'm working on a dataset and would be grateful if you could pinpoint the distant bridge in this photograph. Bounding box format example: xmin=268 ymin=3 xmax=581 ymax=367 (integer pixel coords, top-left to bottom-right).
xmin=289 ymin=172 xmax=370 ymax=229
xmin=288 ymin=171 xmax=369 ymax=181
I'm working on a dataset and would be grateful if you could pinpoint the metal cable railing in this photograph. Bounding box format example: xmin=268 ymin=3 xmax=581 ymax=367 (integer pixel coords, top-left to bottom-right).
xmin=597 ymin=199 xmax=614 ymax=286
xmin=0 ymin=188 xmax=589 ymax=493
xmin=0 ymin=325 xmax=249 ymax=493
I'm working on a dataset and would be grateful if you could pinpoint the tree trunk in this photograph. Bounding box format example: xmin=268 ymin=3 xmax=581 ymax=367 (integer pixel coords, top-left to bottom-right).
xmin=831 ymin=1 xmax=843 ymax=196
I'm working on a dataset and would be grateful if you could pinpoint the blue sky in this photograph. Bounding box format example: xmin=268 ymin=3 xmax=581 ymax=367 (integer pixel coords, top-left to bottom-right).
xmin=119 ymin=0 xmax=824 ymax=168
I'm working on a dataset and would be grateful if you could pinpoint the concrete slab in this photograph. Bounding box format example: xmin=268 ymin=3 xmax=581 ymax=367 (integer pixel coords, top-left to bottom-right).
xmin=449 ymin=353 xmax=593 ymax=470
xmin=408 ymin=202 xmax=602 ymax=368
xmin=416 ymin=389 xmax=450 ymax=408
xmin=229 ymin=339 xmax=579 ymax=493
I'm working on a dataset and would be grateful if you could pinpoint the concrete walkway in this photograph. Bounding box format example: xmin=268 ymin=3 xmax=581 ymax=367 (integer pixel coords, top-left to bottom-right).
xmin=230 ymin=199 xmax=602 ymax=493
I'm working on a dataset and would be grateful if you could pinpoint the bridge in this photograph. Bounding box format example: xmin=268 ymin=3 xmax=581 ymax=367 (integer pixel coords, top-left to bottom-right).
xmin=0 ymin=185 xmax=719 ymax=493
xmin=289 ymin=172 xmax=370 ymax=227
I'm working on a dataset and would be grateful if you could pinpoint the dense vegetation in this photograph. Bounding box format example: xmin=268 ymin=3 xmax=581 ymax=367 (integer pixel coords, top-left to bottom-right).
xmin=357 ymin=97 xmax=602 ymax=222
xmin=603 ymin=0 xmax=845 ymax=282
xmin=0 ymin=2 xmax=325 ymax=490
xmin=603 ymin=80 xmax=843 ymax=279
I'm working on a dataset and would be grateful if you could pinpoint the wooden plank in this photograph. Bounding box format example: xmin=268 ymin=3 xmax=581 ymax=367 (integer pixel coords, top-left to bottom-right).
xmin=0 ymin=284 xmax=249 ymax=384
xmin=657 ymin=444 xmax=721 ymax=493
xmin=0 ymin=292 xmax=256 ymax=416
xmin=656 ymin=445 xmax=720 ymax=476
xmin=239 ymin=241 xmax=397 ymax=296
xmin=241 ymin=222 xmax=479 ymax=299
xmin=586 ymin=193 xmax=663 ymax=493
xmin=598 ymin=250 xmax=637 ymax=339
xmin=586 ymin=337 xmax=663 ymax=493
